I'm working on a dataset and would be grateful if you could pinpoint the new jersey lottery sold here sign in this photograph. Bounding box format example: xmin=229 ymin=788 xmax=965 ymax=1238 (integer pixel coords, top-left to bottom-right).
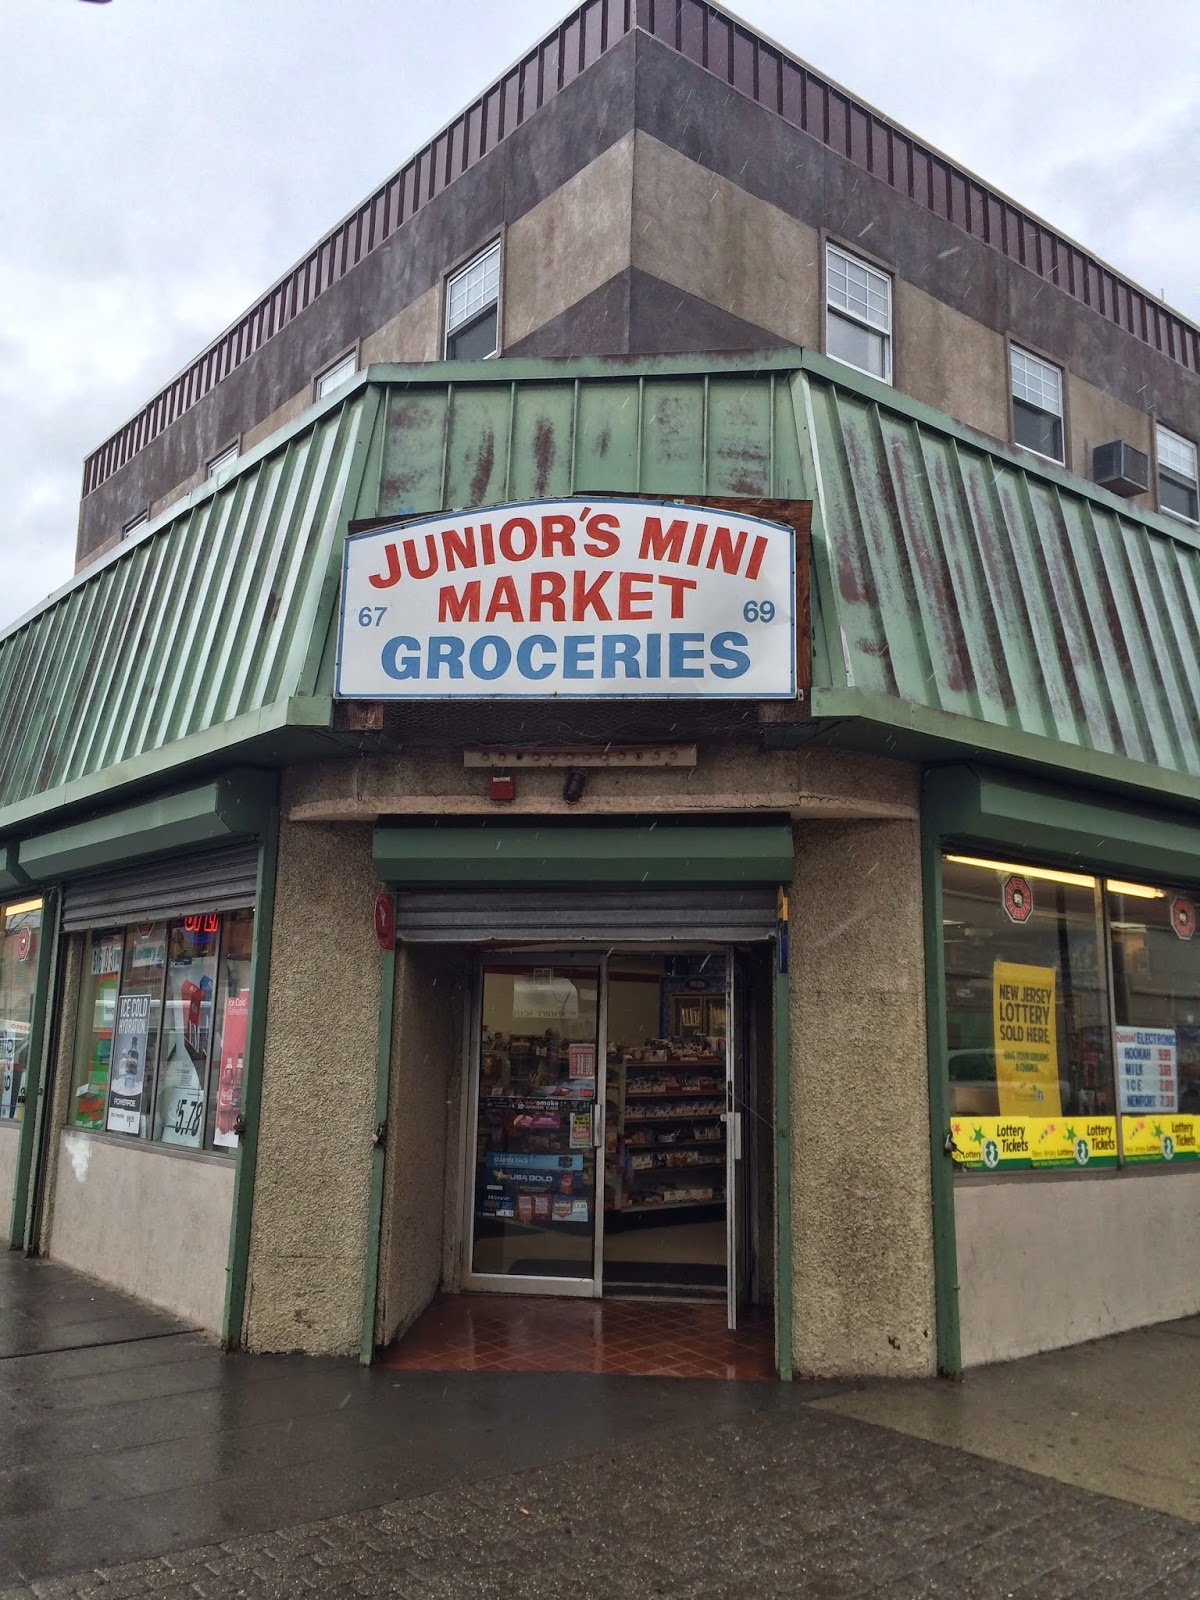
xmin=336 ymin=499 xmax=799 ymax=699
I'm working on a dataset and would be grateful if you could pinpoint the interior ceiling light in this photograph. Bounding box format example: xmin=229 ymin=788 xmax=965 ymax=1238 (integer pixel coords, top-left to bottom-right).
xmin=1105 ymin=880 xmax=1165 ymax=900
xmin=944 ymin=854 xmax=1096 ymax=890
xmin=3 ymin=898 xmax=43 ymax=917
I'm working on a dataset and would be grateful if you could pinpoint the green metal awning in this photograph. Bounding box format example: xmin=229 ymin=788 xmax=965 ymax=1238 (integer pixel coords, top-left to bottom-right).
xmin=924 ymin=765 xmax=1200 ymax=884
xmin=0 ymin=347 xmax=1197 ymax=846
xmin=373 ymin=822 xmax=795 ymax=887
xmin=0 ymin=843 xmax=29 ymax=895
xmin=18 ymin=771 xmax=276 ymax=881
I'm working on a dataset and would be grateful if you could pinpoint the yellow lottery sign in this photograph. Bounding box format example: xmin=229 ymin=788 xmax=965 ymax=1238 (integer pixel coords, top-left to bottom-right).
xmin=1121 ymin=1114 xmax=1200 ymax=1164
xmin=993 ymin=961 xmax=1060 ymax=1116
xmin=951 ymin=1115 xmax=1117 ymax=1171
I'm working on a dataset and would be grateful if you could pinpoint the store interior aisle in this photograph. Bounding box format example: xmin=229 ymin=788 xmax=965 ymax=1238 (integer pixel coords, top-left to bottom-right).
xmin=380 ymin=1294 xmax=776 ymax=1380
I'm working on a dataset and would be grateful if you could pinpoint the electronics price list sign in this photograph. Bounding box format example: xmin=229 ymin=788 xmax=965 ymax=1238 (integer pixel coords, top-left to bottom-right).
xmin=336 ymin=499 xmax=799 ymax=700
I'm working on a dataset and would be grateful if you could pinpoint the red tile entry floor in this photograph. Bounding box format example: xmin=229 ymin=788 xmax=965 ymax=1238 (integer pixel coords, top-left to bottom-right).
xmin=380 ymin=1295 xmax=777 ymax=1381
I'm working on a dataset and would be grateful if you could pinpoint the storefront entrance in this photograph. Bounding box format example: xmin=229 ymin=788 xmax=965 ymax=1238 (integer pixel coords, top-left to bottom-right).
xmin=462 ymin=949 xmax=754 ymax=1327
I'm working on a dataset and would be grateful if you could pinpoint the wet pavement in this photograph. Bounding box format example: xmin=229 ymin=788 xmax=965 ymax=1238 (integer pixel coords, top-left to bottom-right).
xmin=816 ymin=1314 xmax=1200 ymax=1523
xmin=1 ymin=1251 xmax=1198 ymax=1598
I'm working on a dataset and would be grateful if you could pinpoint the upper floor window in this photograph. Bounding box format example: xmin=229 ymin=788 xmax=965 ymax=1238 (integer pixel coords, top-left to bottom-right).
xmin=825 ymin=244 xmax=892 ymax=383
xmin=1156 ymin=425 xmax=1198 ymax=523
xmin=1010 ymin=347 xmax=1064 ymax=463
xmin=445 ymin=241 xmax=501 ymax=361
xmin=207 ymin=443 xmax=239 ymax=479
xmin=316 ymin=352 xmax=357 ymax=399
xmin=122 ymin=510 xmax=148 ymax=541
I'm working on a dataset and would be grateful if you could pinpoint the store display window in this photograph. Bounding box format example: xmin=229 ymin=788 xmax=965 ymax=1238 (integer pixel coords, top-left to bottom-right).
xmin=68 ymin=909 xmax=254 ymax=1153
xmin=0 ymin=897 xmax=43 ymax=1122
xmin=943 ymin=854 xmax=1200 ymax=1172
xmin=1107 ymin=880 xmax=1200 ymax=1159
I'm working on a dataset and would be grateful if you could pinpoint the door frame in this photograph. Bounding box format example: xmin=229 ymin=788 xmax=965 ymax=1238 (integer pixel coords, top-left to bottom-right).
xmin=458 ymin=943 xmax=746 ymax=1306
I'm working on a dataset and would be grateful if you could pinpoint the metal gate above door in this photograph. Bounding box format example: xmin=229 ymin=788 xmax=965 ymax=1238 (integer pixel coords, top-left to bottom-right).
xmin=61 ymin=844 xmax=260 ymax=932
xmin=393 ymin=888 xmax=779 ymax=944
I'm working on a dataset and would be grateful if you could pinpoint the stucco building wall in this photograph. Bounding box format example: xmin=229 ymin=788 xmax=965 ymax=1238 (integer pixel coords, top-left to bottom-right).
xmin=49 ymin=1133 xmax=234 ymax=1331
xmin=789 ymin=805 xmax=936 ymax=1378
xmin=376 ymin=944 xmax=467 ymax=1346
xmin=243 ymin=795 xmax=380 ymax=1355
xmin=956 ymin=1169 xmax=1200 ymax=1367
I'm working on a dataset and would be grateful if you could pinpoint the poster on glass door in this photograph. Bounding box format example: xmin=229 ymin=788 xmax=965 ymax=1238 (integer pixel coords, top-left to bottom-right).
xmin=480 ymin=1150 xmax=589 ymax=1224
xmin=106 ymin=994 xmax=151 ymax=1134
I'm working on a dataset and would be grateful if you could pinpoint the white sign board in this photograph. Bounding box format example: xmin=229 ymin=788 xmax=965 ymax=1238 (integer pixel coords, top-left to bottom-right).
xmin=1116 ymin=1025 xmax=1177 ymax=1113
xmin=336 ymin=498 xmax=797 ymax=699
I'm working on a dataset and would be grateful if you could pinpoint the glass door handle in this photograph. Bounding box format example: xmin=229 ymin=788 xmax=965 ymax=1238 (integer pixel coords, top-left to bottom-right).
xmin=724 ymin=1110 xmax=743 ymax=1161
xmin=591 ymin=1102 xmax=604 ymax=1149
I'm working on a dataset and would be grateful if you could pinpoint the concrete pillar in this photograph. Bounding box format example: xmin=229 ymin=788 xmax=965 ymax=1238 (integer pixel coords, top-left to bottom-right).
xmin=789 ymin=815 xmax=936 ymax=1377
xmin=244 ymin=795 xmax=380 ymax=1355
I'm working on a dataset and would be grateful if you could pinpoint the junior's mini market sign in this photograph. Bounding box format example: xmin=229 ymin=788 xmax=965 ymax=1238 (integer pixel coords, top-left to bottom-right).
xmin=336 ymin=498 xmax=799 ymax=699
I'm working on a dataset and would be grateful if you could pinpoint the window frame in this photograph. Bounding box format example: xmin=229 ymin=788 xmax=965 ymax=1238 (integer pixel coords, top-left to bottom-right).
xmin=1155 ymin=423 xmax=1199 ymax=525
xmin=443 ymin=239 xmax=502 ymax=362
xmin=823 ymin=240 xmax=894 ymax=386
xmin=1009 ymin=343 xmax=1066 ymax=466
xmin=121 ymin=509 xmax=149 ymax=541
xmin=315 ymin=348 xmax=359 ymax=401
xmin=206 ymin=440 xmax=241 ymax=479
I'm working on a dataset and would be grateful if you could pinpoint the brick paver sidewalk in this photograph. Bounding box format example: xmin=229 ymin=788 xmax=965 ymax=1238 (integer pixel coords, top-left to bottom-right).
xmin=6 ymin=1404 xmax=1198 ymax=1600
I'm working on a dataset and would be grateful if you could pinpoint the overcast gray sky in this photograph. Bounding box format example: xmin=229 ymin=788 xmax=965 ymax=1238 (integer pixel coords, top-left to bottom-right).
xmin=2 ymin=0 xmax=1197 ymax=630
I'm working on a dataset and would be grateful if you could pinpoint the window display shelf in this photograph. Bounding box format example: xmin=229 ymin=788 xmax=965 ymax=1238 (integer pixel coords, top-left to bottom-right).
xmin=624 ymin=1136 xmax=724 ymax=1149
xmin=622 ymin=1109 xmax=724 ymax=1122
xmin=607 ymin=1019 xmax=728 ymax=1215
xmin=624 ymin=1088 xmax=724 ymax=1099
xmin=629 ymin=1154 xmax=726 ymax=1171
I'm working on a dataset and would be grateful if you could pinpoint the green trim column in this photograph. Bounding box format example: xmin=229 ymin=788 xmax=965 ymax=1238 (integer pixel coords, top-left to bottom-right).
xmin=222 ymin=794 xmax=281 ymax=1350
xmin=360 ymin=932 xmax=397 ymax=1366
xmin=773 ymin=953 xmax=793 ymax=1382
xmin=9 ymin=890 xmax=60 ymax=1252
xmin=921 ymin=829 xmax=961 ymax=1374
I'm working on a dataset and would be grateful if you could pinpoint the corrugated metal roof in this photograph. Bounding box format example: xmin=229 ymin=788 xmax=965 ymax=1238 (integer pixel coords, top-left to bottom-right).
xmin=2 ymin=348 xmax=1198 ymax=842
xmin=0 ymin=385 xmax=378 ymax=834
xmin=800 ymin=359 xmax=1200 ymax=784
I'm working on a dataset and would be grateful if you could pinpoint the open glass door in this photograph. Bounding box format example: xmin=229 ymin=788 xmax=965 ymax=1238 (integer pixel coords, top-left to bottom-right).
xmin=724 ymin=952 xmax=743 ymax=1329
xmin=465 ymin=958 xmax=602 ymax=1294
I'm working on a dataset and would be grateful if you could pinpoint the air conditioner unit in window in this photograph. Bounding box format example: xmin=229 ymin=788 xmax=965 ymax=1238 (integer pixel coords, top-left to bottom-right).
xmin=1092 ymin=440 xmax=1150 ymax=497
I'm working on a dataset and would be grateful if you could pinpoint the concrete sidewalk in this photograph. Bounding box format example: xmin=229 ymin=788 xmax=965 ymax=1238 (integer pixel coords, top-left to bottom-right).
xmin=1 ymin=1253 xmax=1197 ymax=1598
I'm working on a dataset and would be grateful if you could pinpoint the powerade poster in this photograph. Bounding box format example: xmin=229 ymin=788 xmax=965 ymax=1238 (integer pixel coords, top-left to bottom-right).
xmin=951 ymin=1115 xmax=1117 ymax=1171
xmin=106 ymin=994 xmax=150 ymax=1135
xmin=993 ymin=962 xmax=1061 ymax=1116
xmin=336 ymin=498 xmax=798 ymax=701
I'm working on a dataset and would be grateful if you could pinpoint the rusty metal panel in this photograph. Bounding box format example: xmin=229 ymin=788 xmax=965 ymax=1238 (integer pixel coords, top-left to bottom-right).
xmin=15 ymin=349 xmax=1200 ymax=838
xmin=0 ymin=390 xmax=374 ymax=828
xmin=804 ymin=365 xmax=1200 ymax=780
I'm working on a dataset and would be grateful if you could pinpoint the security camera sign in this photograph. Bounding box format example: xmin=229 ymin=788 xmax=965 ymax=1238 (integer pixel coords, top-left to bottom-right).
xmin=336 ymin=499 xmax=797 ymax=699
